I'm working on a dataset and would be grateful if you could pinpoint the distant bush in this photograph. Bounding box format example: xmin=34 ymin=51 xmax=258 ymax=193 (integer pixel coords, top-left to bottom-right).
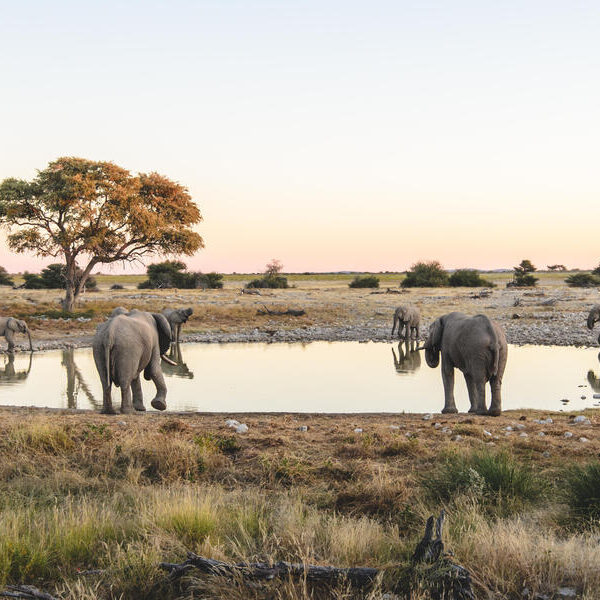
xmin=110 ymin=284 xmax=124 ymax=290
xmin=138 ymin=261 xmax=223 ymax=289
xmin=565 ymin=273 xmax=600 ymax=288
xmin=0 ymin=266 xmax=13 ymax=286
xmin=591 ymin=263 xmax=600 ymax=277
xmin=348 ymin=275 xmax=380 ymax=288
xmin=510 ymin=259 xmax=538 ymax=287
xmin=21 ymin=264 xmax=97 ymax=290
xmin=246 ymin=275 xmax=289 ymax=289
xmin=563 ymin=462 xmax=600 ymax=521
xmin=449 ymin=269 xmax=495 ymax=288
xmin=402 ymin=261 xmax=449 ymax=288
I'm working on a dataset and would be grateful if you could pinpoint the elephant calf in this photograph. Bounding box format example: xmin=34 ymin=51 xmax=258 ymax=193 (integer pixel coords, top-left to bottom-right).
xmin=162 ymin=307 xmax=193 ymax=344
xmin=587 ymin=305 xmax=600 ymax=344
xmin=93 ymin=309 xmax=172 ymax=414
xmin=391 ymin=305 xmax=420 ymax=340
xmin=422 ymin=312 xmax=507 ymax=416
xmin=0 ymin=317 xmax=33 ymax=352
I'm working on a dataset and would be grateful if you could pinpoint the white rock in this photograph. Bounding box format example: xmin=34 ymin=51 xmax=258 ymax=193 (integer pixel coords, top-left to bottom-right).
xmin=354 ymin=428 xmax=363 ymax=433
xmin=519 ymin=432 xmax=528 ymax=437
xmin=573 ymin=415 xmax=591 ymax=425
xmin=441 ymin=427 xmax=452 ymax=434
xmin=556 ymin=587 xmax=577 ymax=599
xmin=389 ymin=425 xmax=400 ymax=430
xmin=434 ymin=422 xmax=442 ymax=429
xmin=226 ymin=419 xmax=240 ymax=428
xmin=579 ymin=437 xmax=590 ymax=443
xmin=235 ymin=423 xmax=248 ymax=434
xmin=483 ymin=430 xmax=492 ymax=437
xmin=504 ymin=426 xmax=513 ymax=431
xmin=543 ymin=451 xmax=551 ymax=458
xmin=452 ymin=435 xmax=462 ymax=442
xmin=516 ymin=423 xmax=526 ymax=430
xmin=538 ymin=432 xmax=546 ymax=437
xmin=298 ymin=426 xmax=308 ymax=432
xmin=564 ymin=431 xmax=573 ymax=438
xmin=423 ymin=414 xmax=433 ymax=420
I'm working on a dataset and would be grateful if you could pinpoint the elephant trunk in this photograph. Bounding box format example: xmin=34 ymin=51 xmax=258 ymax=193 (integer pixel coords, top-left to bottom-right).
xmin=425 ymin=346 xmax=440 ymax=368
xmin=26 ymin=329 xmax=33 ymax=352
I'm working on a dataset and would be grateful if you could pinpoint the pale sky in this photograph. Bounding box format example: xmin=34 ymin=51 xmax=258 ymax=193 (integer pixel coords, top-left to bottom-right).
xmin=1 ymin=1 xmax=598 ymax=273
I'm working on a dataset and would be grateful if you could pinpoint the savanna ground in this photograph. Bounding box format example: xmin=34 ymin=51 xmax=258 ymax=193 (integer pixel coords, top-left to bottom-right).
xmin=2 ymin=272 xmax=600 ymax=599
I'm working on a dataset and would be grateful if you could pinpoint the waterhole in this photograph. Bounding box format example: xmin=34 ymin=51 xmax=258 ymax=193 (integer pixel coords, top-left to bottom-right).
xmin=1 ymin=342 xmax=599 ymax=413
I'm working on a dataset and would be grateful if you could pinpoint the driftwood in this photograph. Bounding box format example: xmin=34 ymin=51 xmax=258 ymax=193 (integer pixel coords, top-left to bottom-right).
xmin=0 ymin=586 xmax=59 ymax=600
xmin=370 ymin=288 xmax=407 ymax=295
xmin=160 ymin=511 xmax=474 ymax=599
xmin=257 ymin=305 xmax=306 ymax=317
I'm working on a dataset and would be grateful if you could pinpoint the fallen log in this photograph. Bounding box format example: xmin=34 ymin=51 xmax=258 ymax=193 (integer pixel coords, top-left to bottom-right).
xmin=0 ymin=586 xmax=59 ymax=600
xmin=160 ymin=511 xmax=474 ymax=599
xmin=257 ymin=305 xmax=306 ymax=317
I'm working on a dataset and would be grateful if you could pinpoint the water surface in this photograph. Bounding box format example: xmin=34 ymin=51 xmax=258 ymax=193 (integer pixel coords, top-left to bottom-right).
xmin=1 ymin=342 xmax=599 ymax=413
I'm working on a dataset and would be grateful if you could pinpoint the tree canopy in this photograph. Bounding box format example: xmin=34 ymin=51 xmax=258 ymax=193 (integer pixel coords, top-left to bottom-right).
xmin=402 ymin=261 xmax=449 ymax=288
xmin=0 ymin=157 xmax=203 ymax=310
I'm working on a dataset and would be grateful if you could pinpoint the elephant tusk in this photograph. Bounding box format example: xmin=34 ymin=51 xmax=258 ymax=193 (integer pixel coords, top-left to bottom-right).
xmin=161 ymin=354 xmax=178 ymax=366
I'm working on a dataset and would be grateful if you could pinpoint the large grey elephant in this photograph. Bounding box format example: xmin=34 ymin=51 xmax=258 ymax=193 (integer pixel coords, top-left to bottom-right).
xmin=587 ymin=305 xmax=600 ymax=343
xmin=162 ymin=307 xmax=193 ymax=344
xmin=422 ymin=312 xmax=507 ymax=416
xmin=92 ymin=309 xmax=172 ymax=414
xmin=0 ymin=317 xmax=33 ymax=352
xmin=391 ymin=305 xmax=420 ymax=340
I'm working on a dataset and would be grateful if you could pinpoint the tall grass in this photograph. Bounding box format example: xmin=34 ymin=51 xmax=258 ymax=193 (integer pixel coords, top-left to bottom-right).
xmin=563 ymin=461 xmax=600 ymax=522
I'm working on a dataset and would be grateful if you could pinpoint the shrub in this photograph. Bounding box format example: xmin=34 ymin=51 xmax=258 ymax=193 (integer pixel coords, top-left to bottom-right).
xmin=138 ymin=261 xmax=223 ymax=289
xmin=110 ymin=283 xmax=124 ymax=290
xmin=22 ymin=272 xmax=46 ymax=289
xmin=246 ymin=275 xmax=289 ymax=289
xmin=565 ymin=273 xmax=600 ymax=287
xmin=0 ymin=267 xmax=13 ymax=286
xmin=197 ymin=272 xmax=224 ymax=289
xmin=511 ymin=259 xmax=538 ymax=287
xmin=21 ymin=264 xmax=97 ymax=290
xmin=422 ymin=449 xmax=545 ymax=515
xmin=592 ymin=263 xmax=600 ymax=277
xmin=401 ymin=261 xmax=449 ymax=288
xmin=563 ymin=462 xmax=600 ymax=521
xmin=349 ymin=275 xmax=380 ymax=288
xmin=448 ymin=269 xmax=495 ymax=288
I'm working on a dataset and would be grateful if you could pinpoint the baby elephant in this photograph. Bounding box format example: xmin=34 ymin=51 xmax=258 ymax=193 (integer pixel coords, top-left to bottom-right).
xmin=391 ymin=305 xmax=420 ymax=340
xmin=587 ymin=305 xmax=600 ymax=344
xmin=0 ymin=317 xmax=33 ymax=352
xmin=422 ymin=312 xmax=507 ymax=416
xmin=162 ymin=307 xmax=193 ymax=344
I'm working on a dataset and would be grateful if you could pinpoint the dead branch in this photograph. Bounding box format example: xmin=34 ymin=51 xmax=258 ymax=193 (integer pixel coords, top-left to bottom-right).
xmin=159 ymin=511 xmax=474 ymax=599
xmin=257 ymin=305 xmax=306 ymax=317
xmin=0 ymin=586 xmax=59 ymax=600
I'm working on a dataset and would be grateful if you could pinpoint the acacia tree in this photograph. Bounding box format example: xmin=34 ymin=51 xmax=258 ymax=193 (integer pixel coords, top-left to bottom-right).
xmin=0 ymin=157 xmax=203 ymax=311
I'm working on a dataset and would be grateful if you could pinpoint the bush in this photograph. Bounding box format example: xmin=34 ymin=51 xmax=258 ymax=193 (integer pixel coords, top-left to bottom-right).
xmin=448 ymin=269 xmax=495 ymax=288
xmin=401 ymin=261 xmax=449 ymax=288
xmin=138 ymin=261 xmax=223 ymax=289
xmin=563 ymin=462 xmax=600 ymax=521
xmin=21 ymin=264 xmax=97 ymax=290
xmin=197 ymin=272 xmax=224 ymax=289
xmin=246 ymin=275 xmax=289 ymax=289
xmin=111 ymin=283 xmax=124 ymax=290
xmin=592 ymin=264 xmax=600 ymax=277
xmin=422 ymin=449 xmax=545 ymax=516
xmin=0 ymin=267 xmax=13 ymax=286
xmin=349 ymin=275 xmax=380 ymax=288
xmin=565 ymin=273 xmax=600 ymax=288
xmin=511 ymin=259 xmax=538 ymax=287
xmin=22 ymin=272 xmax=47 ymax=289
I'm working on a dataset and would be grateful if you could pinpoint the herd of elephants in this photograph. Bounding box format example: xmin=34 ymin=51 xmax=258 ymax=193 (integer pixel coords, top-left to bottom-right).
xmin=2 ymin=304 xmax=600 ymax=416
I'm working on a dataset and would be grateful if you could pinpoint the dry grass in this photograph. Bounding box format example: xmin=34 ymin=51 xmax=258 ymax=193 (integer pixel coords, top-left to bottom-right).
xmin=0 ymin=409 xmax=599 ymax=598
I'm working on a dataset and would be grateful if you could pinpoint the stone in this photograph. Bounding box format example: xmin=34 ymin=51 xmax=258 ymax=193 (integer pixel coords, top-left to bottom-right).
xmin=538 ymin=432 xmax=546 ymax=437
xmin=226 ymin=419 xmax=240 ymax=428
xmin=519 ymin=432 xmax=528 ymax=437
xmin=483 ymin=430 xmax=492 ymax=437
xmin=452 ymin=435 xmax=462 ymax=442
xmin=504 ymin=426 xmax=513 ymax=431
xmin=573 ymin=415 xmax=591 ymax=425
xmin=564 ymin=432 xmax=573 ymax=438
xmin=389 ymin=425 xmax=400 ymax=430
xmin=579 ymin=437 xmax=590 ymax=443
xmin=516 ymin=423 xmax=526 ymax=430
xmin=423 ymin=414 xmax=433 ymax=420
xmin=354 ymin=428 xmax=363 ymax=434
xmin=543 ymin=451 xmax=551 ymax=458
xmin=298 ymin=426 xmax=308 ymax=432
xmin=555 ymin=587 xmax=576 ymax=599
xmin=235 ymin=423 xmax=249 ymax=434
xmin=434 ymin=422 xmax=442 ymax=429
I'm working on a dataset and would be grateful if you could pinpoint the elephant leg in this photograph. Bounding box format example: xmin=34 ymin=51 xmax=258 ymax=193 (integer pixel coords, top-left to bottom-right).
xmin=147 ymin=358 xmax=167 ymax=411
xmin=475 ymin=380 xmax=487 ymax=415
xmin=441 ymin=361 xmax=458 ymax=414
xmin=5 ymin=330 xmax=15 ymax=352
xmin=101 ymin=385 xmax=116 ymax=415
xmin=488 ymin=375 xmax=502 ymax=416
xmin=131 ymin=376 xmax=145 ymax=411
xmin=176 ymin=323 xmax=182 ymax=344
xmin=118 ymin=378 xmax=134 ymax=414
xmin=465 ymin=374 xmax=478 ymax=413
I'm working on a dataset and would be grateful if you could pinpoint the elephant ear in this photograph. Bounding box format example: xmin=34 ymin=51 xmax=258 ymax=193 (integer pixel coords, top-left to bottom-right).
xmin=424 ymin=317 xmax=443 ymax=368
xmin=587 ymin=305 xmax=600 ymax=330
xmin=6 ymin=317 xmax=19 ymax=332
xmin=152 ymin=313 xmax=172 ymax=354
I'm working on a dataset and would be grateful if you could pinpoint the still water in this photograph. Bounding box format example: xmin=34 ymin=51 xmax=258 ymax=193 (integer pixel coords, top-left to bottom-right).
xmin=1 ymin=342 xmax=600 ymax=413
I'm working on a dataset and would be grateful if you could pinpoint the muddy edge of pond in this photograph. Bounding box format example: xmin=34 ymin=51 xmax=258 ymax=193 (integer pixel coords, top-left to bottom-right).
xmin=9 ymin=314 xmax=600 ymax=353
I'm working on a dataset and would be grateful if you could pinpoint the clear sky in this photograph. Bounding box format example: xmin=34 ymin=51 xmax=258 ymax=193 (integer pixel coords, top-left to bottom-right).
xmin=1 ymin=1 xmax=598 ymax=273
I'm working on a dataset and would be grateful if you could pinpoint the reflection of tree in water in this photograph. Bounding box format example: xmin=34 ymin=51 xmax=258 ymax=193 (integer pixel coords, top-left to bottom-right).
xmin=61 ymin=349 xmax=100 ymax=410
xmin=0 ymin=352 xmax=32 ymax=382
xmin=392 ymin=340 xmax=421 ymax=375
xmin=162 ymin=344 xmax=194 ymax=379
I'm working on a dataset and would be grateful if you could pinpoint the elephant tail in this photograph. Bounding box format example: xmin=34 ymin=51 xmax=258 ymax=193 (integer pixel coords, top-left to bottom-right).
xmin=104 ymin=336 xmax=113 ymax=389
xmin=480 ymin=315 xmax=500 ymax=378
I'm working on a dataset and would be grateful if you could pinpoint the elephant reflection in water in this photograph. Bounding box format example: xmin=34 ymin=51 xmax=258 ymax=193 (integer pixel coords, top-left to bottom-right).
xmin=587 ymin=350 xmax=600 ymax=394
xmin=61 ymin=349 xmax=100 ymax=410
xmin=0 ymin=352 xmax=32 ymax=382
xmin=392 ymin=340 xmax=422 ymax=375
xmin=161 ymin=344 xmax=194 ymax=379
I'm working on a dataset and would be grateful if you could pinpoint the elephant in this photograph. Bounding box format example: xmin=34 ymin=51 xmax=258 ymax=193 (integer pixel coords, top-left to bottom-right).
xmin=0 ymin=317 xmax=33 ymax=352
xmin=92 ymin=309 xmax=173 ymax=414
xmin=392 ymin=339 xmax=421 ymax=374
xmin=587 ymin=305 xmax=600 ymax=343
xmin=422 ymin=312 xmax=507 ymax=416
xmin=162 ymin=307 xmax=193 ymax=344
xmin=161 ymin=343 xmax=194 ymax=379
xmin=391 ymin=305 xmax=420 ymax=340
xmin=0 ymin=352 xmax=32 ymax=382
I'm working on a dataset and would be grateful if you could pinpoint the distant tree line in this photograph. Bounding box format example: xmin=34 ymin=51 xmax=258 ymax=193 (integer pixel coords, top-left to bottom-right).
xmin=19 ymin=264 xmax=98 ymax=290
